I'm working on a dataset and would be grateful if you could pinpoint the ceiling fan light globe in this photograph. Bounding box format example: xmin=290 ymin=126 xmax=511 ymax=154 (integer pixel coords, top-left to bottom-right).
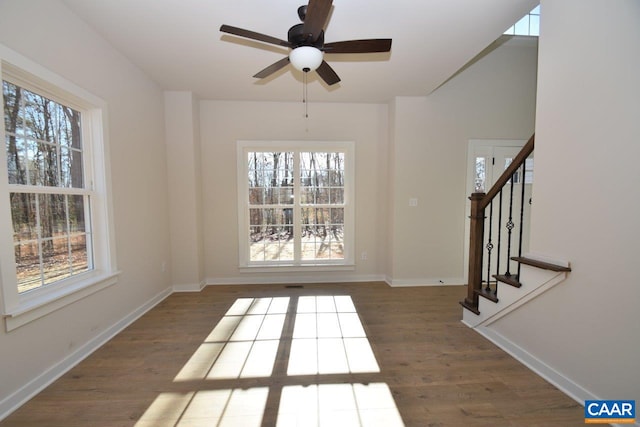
xmin=289 ymin=46 xmax=323 ymax=72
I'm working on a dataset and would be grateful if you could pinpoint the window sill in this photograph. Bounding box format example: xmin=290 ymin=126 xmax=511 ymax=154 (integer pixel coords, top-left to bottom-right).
xmin=239 ymin=264 xmax=355 ymax=274
xmin=4 ymin=271 xmax=121 ymax=332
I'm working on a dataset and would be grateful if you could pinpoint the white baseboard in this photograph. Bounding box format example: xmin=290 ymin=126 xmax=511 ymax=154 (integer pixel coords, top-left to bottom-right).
xmin=0 ymin=286 xmax=173 ymax=422
xmin=206 ymin=274 xmax=386 ymax=285
xmin=475 ymin=326 xmax=640 ymax=427
xmin=206 ymin=275 xmax=464 ymax=288
xmin=474 ymin=325 xmax=596 ymax=406
xmin=385 ymin=277 xmax=465 ymax=287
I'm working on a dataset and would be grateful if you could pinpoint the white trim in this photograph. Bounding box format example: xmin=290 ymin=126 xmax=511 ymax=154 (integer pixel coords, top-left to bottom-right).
xmin=206 ymin=274 xmax=386 ymax=286
xmin=0 ymin=286 xmax=172 ymax=422
xmin=385 ymin=277 xmax=466 ymax=287
xmin=4 ymin=271 xmax=121 ymax=331
xmin=473 ymin=326 xmax=597 ymax=408
xmin=239 ymin=264 xmax=355 ymax=273
xmin=462 ymin=252 xmax=571 ymax=328
xmin=479 ymin=271 xmax=568 ymax=327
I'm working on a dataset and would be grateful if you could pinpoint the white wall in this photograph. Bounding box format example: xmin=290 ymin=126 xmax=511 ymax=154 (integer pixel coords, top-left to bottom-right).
xmin=388 ymin=38 xmax=538 ymax=285
xmin=200 ymin=100 xmax=389 ymax=284
xmin=165 ymin=91 xmax=205 ymax=290
xmin=491 ymin=0 xmax=640 ymax=404
xmin=0 ymin=0 xmax=171 ymax=414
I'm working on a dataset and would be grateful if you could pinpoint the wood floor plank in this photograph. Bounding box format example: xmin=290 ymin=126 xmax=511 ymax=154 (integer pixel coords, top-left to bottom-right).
xmin=0 ymin=283 xmax=584 ymax=426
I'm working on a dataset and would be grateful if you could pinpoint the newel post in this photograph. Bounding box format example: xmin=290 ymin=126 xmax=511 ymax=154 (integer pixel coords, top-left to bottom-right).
xmin=465 ymin=193 xmax=486 ymax=308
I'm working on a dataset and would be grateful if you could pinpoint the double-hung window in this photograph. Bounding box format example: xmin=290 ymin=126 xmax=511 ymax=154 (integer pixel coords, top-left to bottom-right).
xmin=237 ymin=141 xmax=354 ymax=268
xmin=0 ymin=51 xmax=117 ymax=330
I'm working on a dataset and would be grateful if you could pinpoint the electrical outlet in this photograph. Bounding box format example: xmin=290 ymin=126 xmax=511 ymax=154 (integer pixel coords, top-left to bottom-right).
xmin=361 ymin=251 xmax=368 ymax=260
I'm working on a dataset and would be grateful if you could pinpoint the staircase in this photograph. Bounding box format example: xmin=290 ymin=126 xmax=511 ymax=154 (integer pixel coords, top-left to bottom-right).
xmin=460 ymin=134 xmax=571 ymax=325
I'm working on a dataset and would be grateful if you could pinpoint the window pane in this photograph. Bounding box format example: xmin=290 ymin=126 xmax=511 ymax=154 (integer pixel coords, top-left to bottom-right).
xmin=249 ymin=208 xmax=294 ymax=262
xmin=4 ymin=81 xmax=84 ymax=189
xmin=61 ymin=147 xmax=84 ymax=188
xmin=3 ymin=81 xmax=24 ymax=130
xmin=15 ymin=241 xmax=41 ymax=293
xmin=278 ymin=187 xmax=294 ymax=205
xmin=33 ymin=141 xmax=60 ymax=186
xmin=315 ymin=188 xmax=330 ymax=204
xmin=39 ymin=193 xmax=67 ymax=239
xmin=514 ymin=15 xmax=530 ymax=35
xmin=43 ymin=236 xmax=71 ymax=285
xmin=330 ymin=188 xmax=344 ymax=204
xmin=300 ymin=188 xmax=314 ymax=204
xmin=300 ymin=224 xmax=344 ymax=261
xmin=11 ymin=192 xmax=92 ymax=293
xmin=330 ymin=208 xmax=344 ymax=224
xmin=302 ymin=207 xmax=330 ymax=226
xmin=301 ymin=207 xmax=344 ymax=260
xmin=26 ymin=139 xmax=39 ymax=185
xmin=68 ymin=194 xmax=86 ymax=233
xmin=71 ymin=233 xmax=90 ymax=274
xmin=23 ymin=90 xmax=51 ymax=141
xmin=248 ymin=151 xmax=294 ymax=193
xmin=525 ymin=158 xmax=534 ymax=184
xmin=249 ymin=187 xmax=264 ymax=205
xmin=11 ymin=192 xmax=37 ymax=243
xmin=475 ymin=157 xmax=486 ymax=192
xmin=6 ymin=135 xmax=27 ymax=184
xmin=529 ymin=14 xmax=540 ymax=36
xmin=59 ymin=106 xmax=82 ymax=150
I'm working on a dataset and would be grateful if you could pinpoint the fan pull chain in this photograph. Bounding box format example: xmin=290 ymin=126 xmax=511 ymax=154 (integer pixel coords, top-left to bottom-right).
xmin=302 ymin=71 xmax=309 ymax=119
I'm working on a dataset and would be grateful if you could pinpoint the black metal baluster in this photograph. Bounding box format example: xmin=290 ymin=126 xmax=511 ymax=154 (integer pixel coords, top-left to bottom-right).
xmin=517 ymin=159 xmax=527 ymax=279
xmin=495 ymin=189 xmax=503 ymax=291
xmin=485 ymin=200 xmax=494 ymax=293
xmin=505 ymin=171 xmax=516 ymax=277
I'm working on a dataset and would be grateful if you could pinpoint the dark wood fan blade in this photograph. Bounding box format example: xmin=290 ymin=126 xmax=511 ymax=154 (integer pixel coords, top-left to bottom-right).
xmin=316 ymin=60 xmax=340 ymax=86
xmin=323 ymin=39 xmax=392 ymax=54
xmin=220 ymin=24 xmax=292 ymax=48
xmin=302 ymin=0 xmax=333 ymax=43
xmin=253 ymin=57 xmax=291 ymax=79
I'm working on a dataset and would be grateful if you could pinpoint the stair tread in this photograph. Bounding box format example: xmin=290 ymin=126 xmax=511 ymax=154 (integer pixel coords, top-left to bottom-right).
xmin=493 ymin=274 xmax=522 ymax=288
xmin=475 ymin=288 xmax=499 ymax=303
xmin=511 ymin=256 xmax=571 ymax=272
xmin=459 ymin=300 xmax=480 ymax=315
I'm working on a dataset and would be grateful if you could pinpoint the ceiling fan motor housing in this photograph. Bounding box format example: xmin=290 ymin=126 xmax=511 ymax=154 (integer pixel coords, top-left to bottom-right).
xmin=288 ymin=23 xmax=324 ymax=48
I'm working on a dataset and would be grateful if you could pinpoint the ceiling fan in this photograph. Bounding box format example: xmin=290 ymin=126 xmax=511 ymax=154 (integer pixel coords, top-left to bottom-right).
xmin=220 ymin=0 xmax=392 ymax=86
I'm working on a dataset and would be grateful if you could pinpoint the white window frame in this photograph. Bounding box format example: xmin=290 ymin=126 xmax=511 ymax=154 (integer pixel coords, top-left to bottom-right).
xmin=237 ymin=141 xmax=355 ymax=271
xmin=0 ymin=45 xmax=119 ymax=331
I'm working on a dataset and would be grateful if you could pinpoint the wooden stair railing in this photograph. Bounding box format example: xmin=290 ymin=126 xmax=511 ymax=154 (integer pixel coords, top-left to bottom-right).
xmin=460 ymin=134 xmax=535 ymax=315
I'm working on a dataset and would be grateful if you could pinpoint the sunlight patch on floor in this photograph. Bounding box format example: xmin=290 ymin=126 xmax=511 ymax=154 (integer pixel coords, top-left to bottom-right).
xmin=288 ymin=296 xmax=380 ymax=375
xmin=277 ymin=383 xmax=404 ymax=427
xmin=136 ymin=387 xmax=269 ymax=427
xmin=153 ymin=295 xmax=403 ymax=426
xmin=175 ymin=297 xmax=289 ymax=382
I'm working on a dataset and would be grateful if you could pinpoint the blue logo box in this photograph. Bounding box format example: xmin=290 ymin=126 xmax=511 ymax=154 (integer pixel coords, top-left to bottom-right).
xmin=585 ymin=400 xmax=635 ymax=424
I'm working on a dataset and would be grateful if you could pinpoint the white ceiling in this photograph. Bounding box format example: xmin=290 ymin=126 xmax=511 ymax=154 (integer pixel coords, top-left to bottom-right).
xmin=62 ymin=0 xmax=538 ymax=103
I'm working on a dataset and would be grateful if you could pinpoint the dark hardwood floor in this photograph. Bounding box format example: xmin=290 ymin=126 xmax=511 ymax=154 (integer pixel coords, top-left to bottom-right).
xmin=0 ymin=282 xmax=584 ymax=426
